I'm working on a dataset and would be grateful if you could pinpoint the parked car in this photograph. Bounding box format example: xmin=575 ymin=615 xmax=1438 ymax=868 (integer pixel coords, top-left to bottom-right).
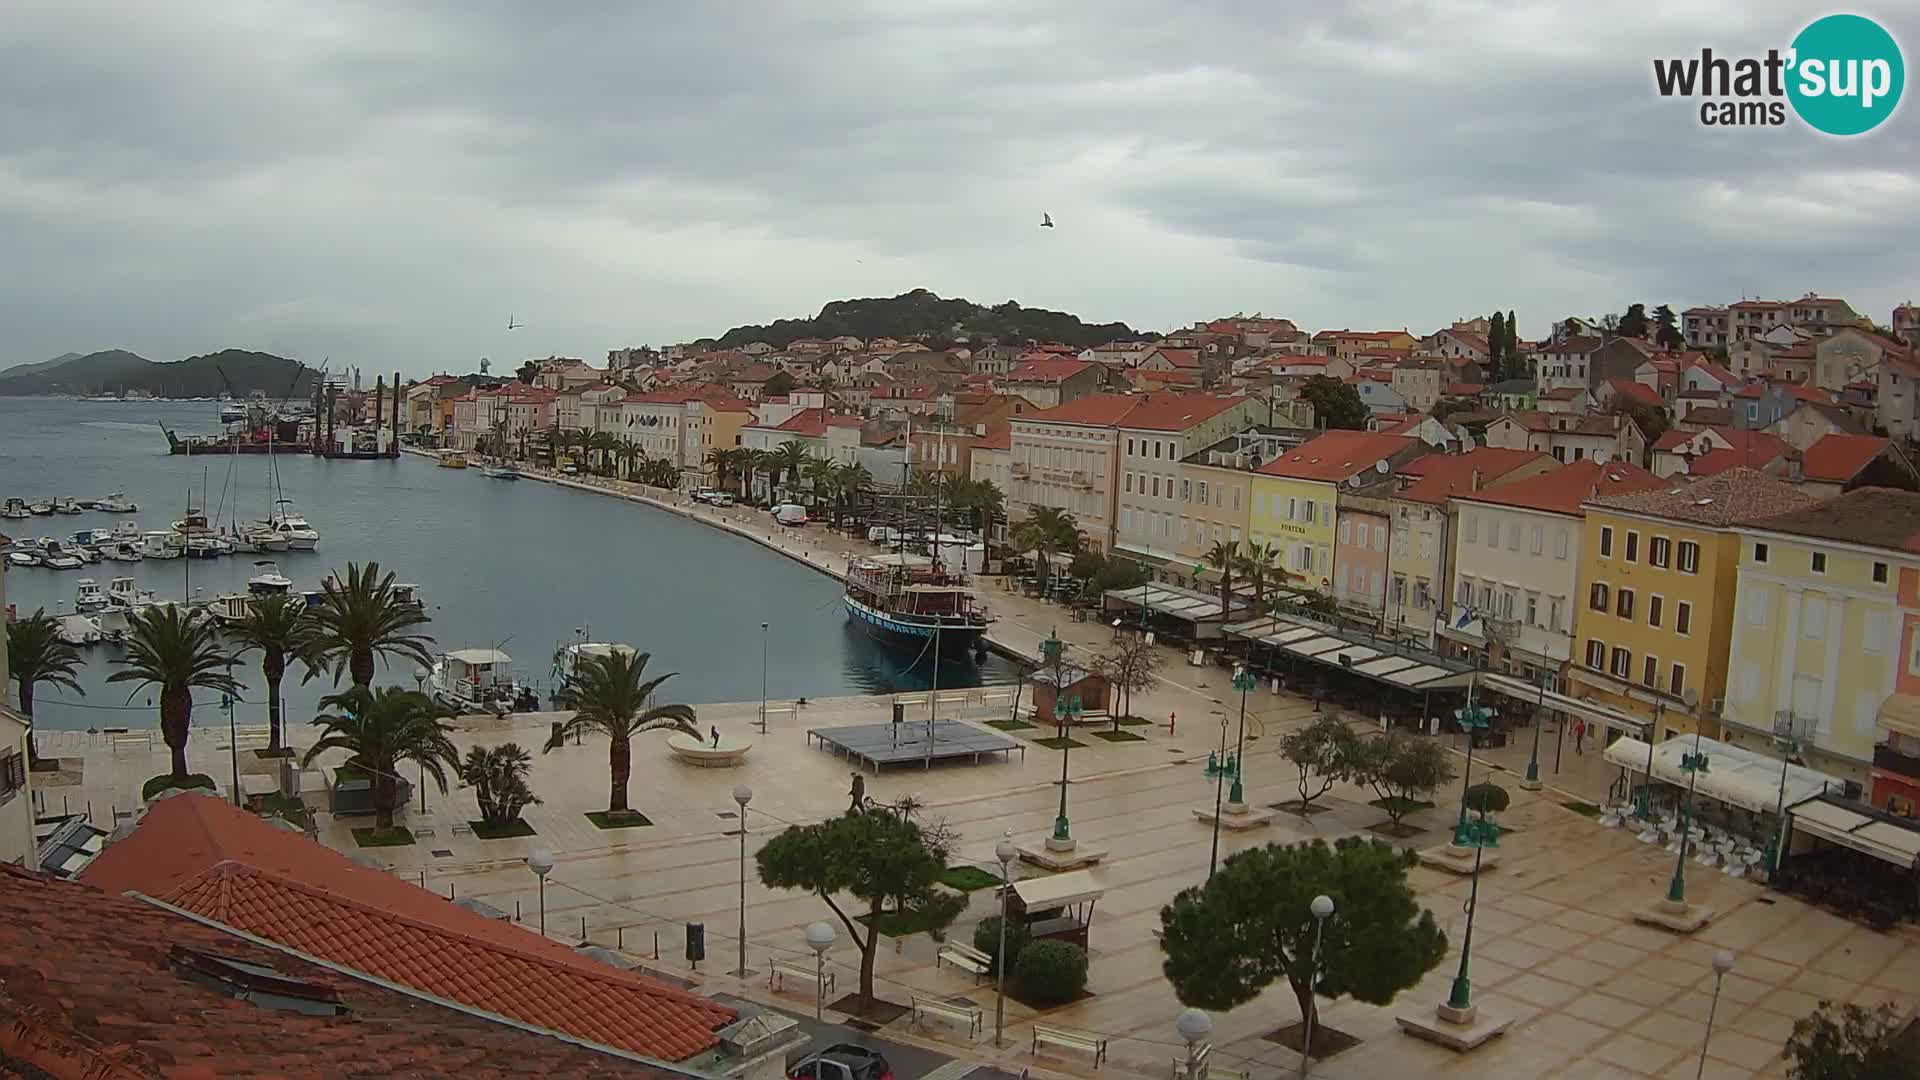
xmin=788 ymin=1044 xmax=892 ymax=1080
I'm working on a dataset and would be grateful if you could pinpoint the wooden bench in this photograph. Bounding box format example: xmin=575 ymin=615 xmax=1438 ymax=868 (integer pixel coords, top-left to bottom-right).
xmin=769 ymin=959 xmax=834 ymax=997
xmin=935 ymin=942 xmax=992 ymax=982
xmin=111 ymin=732 xmax=152 ymax=756
xmin=1033 ymin=1024 xmax=1108 ymax=1067
xmin=911 ymin=995 xmax=983 ymax=1039
xmin=450 ymin=822 xmax=474 ymax=836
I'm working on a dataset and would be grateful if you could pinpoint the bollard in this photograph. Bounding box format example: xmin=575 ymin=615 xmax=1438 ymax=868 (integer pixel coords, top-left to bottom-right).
xmin=654 ymin=930 xmax=659 ymax=959
xmin=581 ymin=915 xmax=587 ymax=941
xmin=516 ymin=899 xmax=522 ymax=922
xmin=618 ymin=925 xmax=624 ymax=950
xmin=86 ymin=800 xmax=93 ymax=822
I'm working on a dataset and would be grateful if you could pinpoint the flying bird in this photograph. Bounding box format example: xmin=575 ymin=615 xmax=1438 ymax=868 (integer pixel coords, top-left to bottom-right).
xmin=506 ymin=315 xmax=523 ymax=330
xmin=1039 ymin=212 xmax=1054 ymax=228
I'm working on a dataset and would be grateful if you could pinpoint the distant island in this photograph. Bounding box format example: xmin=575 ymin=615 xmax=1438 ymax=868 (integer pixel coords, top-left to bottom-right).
xmin=0 ymin=348 xmax=317 ymax=399
xmin=714 ymin=289 xmax=1155 ymax=351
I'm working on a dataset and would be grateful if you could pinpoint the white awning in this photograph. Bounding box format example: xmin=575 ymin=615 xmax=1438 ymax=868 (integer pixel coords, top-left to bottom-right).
xmin=1479 ymin=673 xmax=1650 ymax=735
xmin=1788 ymin=797 xmax=1920 ymax=868
xmin=1106 ymin=583 xmax=1249 ymax=623
xmin=1602 ymin=736 xmax=1841 ymax=815
xmin=445 ymin=648 xmax=512 ymax=666
xmin=1013 ymin=869 xmax=1106 ymax=909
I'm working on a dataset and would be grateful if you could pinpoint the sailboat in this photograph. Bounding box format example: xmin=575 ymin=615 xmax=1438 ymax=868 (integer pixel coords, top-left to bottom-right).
xmin=265 ymin=425 xmax=319 ymax=549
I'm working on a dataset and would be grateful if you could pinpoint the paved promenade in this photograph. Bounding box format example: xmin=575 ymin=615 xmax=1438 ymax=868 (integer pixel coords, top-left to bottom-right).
xmin=32 ymin=461 xmax=1919 ymax=1080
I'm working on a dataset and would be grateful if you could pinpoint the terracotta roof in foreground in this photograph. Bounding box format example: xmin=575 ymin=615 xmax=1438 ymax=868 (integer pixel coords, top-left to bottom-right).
xmin=80 ymin=794 xmax=733 ymax=1063
xmin=1588 ymin=467 xmax=1818 ymax=526
xmin=0 ymin=863 xmax=689 ymax=1079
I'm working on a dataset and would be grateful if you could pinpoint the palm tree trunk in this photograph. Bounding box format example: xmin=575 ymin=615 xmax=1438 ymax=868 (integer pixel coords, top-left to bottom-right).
xmin=265 ymin=653 xmax=286 ymax=752
xmin=20 ymin=684 xmax=38 ymax=768
xmin=162 ymin=686 xmax=192 ymax=781
xmin=351 ymin=647 xmax=375 ymax=689
xmin=608 ymin=735 xmax=631 ymax=813
xmin=375 ymin=769 xmax=396 ymax=830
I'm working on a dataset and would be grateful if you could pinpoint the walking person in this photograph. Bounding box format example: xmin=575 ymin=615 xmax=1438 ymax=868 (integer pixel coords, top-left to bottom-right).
xmin=1573 ymin=718 xmax=1586 ymax=755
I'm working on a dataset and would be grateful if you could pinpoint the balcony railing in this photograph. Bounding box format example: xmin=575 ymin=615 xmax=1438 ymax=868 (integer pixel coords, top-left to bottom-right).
xmin=1874 ymin=742 xmax=1920 ymax=778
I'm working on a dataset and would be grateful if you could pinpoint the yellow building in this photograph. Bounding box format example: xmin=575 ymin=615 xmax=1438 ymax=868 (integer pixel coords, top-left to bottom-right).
xmin=1569 ymin=469 xmax=1817 ymax=742
xmin=1250 ymin=430 xmax=1418 ymax=591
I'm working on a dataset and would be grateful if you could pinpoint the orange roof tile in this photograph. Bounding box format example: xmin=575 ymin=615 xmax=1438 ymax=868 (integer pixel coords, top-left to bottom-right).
xmin=1456 ymin=459 xmax=1664 ymax=515
xmin=80 ymin=795 xmax=732 ymax=1063
xmin=1607 ymin=379 xmax=1664 ymax=408
xmin=0 ymin=864 xmax=692 ymax=1080
xmin=1017 ymin=394 xmax=1143 ymax=427
xmin=1396 ymin=449 xmax=1551 ymax=506
xmin=1007 ymin=357 xmax=1096 ymax=382
xmin=1800 ymin=433 xmax=1890 ymax=482
xmin=1590 ymin=467 xmax=1817 ymax=526
xmin=1256 ymin=430 xmax=1415 ymax=482
xmin=1690 ymin=430 xmax=1791 ymax=475
xmin=1119 ymin=393 xmax=1249 ymax=432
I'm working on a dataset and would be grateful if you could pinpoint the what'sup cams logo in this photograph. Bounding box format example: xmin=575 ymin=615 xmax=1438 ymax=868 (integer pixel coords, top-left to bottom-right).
xmin=1653 ymin=13 xmax=1904 ymax=135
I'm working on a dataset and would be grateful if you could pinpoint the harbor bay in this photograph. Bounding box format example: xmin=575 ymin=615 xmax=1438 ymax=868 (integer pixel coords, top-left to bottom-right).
xmin=0 ymin=396 xmax=1015 ymax=730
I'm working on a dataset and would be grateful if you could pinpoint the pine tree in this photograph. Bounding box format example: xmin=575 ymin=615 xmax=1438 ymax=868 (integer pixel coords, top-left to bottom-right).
xmin=1652 ymin=304 xmax=1684 ymax=349
xmin=1487 ymin=312 xmax=1506 ymax=381
xmin=1618 ymin=303 xmax=1649 ymax=340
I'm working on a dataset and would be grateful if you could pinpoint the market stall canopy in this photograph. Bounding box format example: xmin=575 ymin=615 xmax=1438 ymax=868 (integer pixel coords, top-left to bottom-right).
xmin=1104 ymin=582 xmax=1249 ymax=623
xmin=1012 ymin=869 xmax=1106 ymax=910
xmin=1223 ymin=615 xmax=1472 ymax=691
xmin=1602 ymin=736 xmax=1842 ymax=815
xmin=1787 ymin=795 xmax=1920 ymax=869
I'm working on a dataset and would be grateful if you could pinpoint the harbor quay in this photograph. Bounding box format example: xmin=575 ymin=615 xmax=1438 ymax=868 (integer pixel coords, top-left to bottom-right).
xmin=23 ymin=462 xmax=1917 ymax=1080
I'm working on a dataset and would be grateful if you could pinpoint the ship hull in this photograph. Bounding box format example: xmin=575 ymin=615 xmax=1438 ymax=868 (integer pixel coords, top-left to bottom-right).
xmin=844 ymin=594 xmax=988 ymax=656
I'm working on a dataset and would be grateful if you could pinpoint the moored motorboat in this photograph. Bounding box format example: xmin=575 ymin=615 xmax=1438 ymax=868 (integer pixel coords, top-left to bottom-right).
xmin=28 ymin=500 xmax=53 ymax=515
xmin=98 ymin=492 xmax=138 ymax=512
xmin=74 ymin=578 xmax=107 ymax=612
xmin=52 ymin=497 xmax=83 ymax=514
xmin=140 ymin=530 xmax=184 ymax=559
xmin=270 ymin=500 xmax=319 ymax=550
xmin=101 ymin=541 xmax=143 ymax=562
xmin=428 ymin=648 xmax=527 ymax=716
xmin=5 ymin=550 xmax=40 ymax=568
xmin=1 ymin=498 xmax=29 ymax=520
xmin=55 ymin=614 xmax=104 ymax=646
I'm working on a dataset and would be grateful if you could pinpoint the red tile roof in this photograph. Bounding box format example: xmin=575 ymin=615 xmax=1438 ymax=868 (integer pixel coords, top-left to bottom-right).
xmin=1119 ymin=393 xmax=1250 ymax=432
xmin=1683 ymin=430 xmax=1791 ymax=477
xmin=1590 ymin=467 xmax=1818 ymax=526
xmin=1008 ymin=357 xmax=1096 ymax=383
xmin=1456 ymin=459 xmax=1664 ymax=515
xmin=80 ymin=795 xmax=733 ymax=1063
xmin=1149 ymin=348 xmax=1203 ymax=369
xmin=1800 ymin=433 xmax=1889 ymax=482
xmin=974 ymin=421 xmax=1012 ymax=450
xmin=1017 ymin=393 xmax=1144 ymax=427
xmin=1607 ymin=378 xmax=1664 ymax=408
xmin=1396 ymin=448 xmax=1551 ymax=506
xmin=0 ymin=864 xmax=692 ymax=1080
xmin=1256 ymin=430 xmax=1415 ymax=482
xmin=1134 ymin=368 xmax=1200 ymax=386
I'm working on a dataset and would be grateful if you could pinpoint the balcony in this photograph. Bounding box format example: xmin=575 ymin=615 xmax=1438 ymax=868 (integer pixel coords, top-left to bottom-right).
xmin=1010 ymin=463 xmax=1031 ymax=478
xmin=1875 ymin=742 xmax=1920 ymax=779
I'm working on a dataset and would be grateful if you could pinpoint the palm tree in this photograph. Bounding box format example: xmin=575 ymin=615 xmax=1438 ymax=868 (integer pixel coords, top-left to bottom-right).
xmin=108 ymin=606 xmax=242 ymax=782
xmin=772 ymin=440 xmax=810 ymax=499
xmin=1010 ymin=507 xmax=1080 ymax=595
xmin=302 ymin=686 xmax=458 ymax=831
xmin=543 ymin=649 xmax=698 ymax=814
xmin=705 ymin=447 xmax=737 ymax=491
xmin=1204 ymin=539 xmax=1240 ymax=619
xmin=802 ymin=457 xmax=837 ymax=509
xmin=309 ymin=561 xmax=435 ymax=688
xmin=223 ymin=593 xmax=320 ymax=754
xmin=6 ymin=608 xmax=85 ymax=768
xmin=746 ymin=449 xmax=777 ymax=501
xmin=1235 ymin=540 xmax=1288 ymax=614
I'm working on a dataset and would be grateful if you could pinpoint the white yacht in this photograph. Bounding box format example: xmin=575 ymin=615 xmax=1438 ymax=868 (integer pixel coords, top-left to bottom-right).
xmin=247 ymin=560 xmax=295 ymax=594
xmin=106 ymin=577 xmax=160 ymax=613
xmin=5 ymin=550 xmax=40 ymax=568
xmin=55 ymin=614 xmax=104 ymax=646
xmin=0 ymin=498 xmax=29 ymax=520
xmin=270 ymin=500 xmax=319 ymax=550
xmin=98 ymin=492 xmax=138 ymax=512
xmin=140 ymin=530 xmax=184 ymax=559
xmin=101 ymin=540 xmax=143 ymax=562
xmin=244 ymin=523 xmax=290 ymax=551
xmin=52 ymin=497 xmax=83 ymax=515
xmin=109 ymin=520 xmax=142 ymax=543
xmin=74 ymin=578 xmax=107 ymax=612
xmin=41 ymin=541 xmax=83 ymax=570
xmin=428 ymin=649 xmax=523 ymax=716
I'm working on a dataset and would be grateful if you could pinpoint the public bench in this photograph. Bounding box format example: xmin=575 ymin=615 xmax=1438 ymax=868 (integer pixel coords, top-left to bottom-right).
xmin=769 ymin=959 xmax=834 ymax=997
xmin=1032 ymin=1024 xmax=1108 ymax=1067
xmin=911 ymin=995 xmax=983 ymax=1039
xmin=935 ymin=941 xmax=992 ymax=982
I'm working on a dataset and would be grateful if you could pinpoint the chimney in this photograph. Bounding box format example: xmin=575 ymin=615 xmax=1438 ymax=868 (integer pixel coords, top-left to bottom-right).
xmin=1787 ymin=452 xmax=1804 ymax=483
xmin=1470 ymin=469 xmax=1484 ymax=492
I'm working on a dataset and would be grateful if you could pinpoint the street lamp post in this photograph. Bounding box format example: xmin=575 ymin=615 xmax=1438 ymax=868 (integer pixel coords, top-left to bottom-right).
xmin=1637 ymin=701 xmax=1665 ymax=820
xmin=1522 ymin=668 xmax=1551 ymax=791
xmin=1697 ymin=951 xmax=1735 ymax=1080
xmin=1229 ymin=665 xmax=1256 ymax=808
xmin=758 ymin=622 xmax=769 ymax=735
xmin=1667 ymin=724 xmax=1711 ymax=907
xmin=1207 ymin=710 xmax=1230 ymax=880
xmin=1443 ymin=816 xmax=1502 ymax=1019
xmin=733 ymin=784 xmax=753 ymax=977
xmin=526 ymin=848 xmax=554 ymax=937
xmin=1300 ymin=894 xmax=1334 ymax=1079
xmin=804 ymin=922 xmax=836 ymax=1021
xmin=1176 ymin=1008 xmax=1212 ymax=1080
xmin=993 ymin=830 xmax=1018 ymax=1047
xmin=414 ymin=666 xmax=431 ymax=813
xmin=1053 ymin=691 xmax=1082 ymax=849
xmin=1770 ymin=712 xmax=1803 ymax=874
xmin=1452 ymin=685 xmax=1490 ymax=847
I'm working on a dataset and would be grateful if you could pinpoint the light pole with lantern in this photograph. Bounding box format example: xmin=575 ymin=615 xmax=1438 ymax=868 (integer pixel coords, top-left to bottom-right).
xmin=526 ymin=848 xmax=554 ymax=937
xmin=1300 ymin=894 xmax=1334 ymax=1079
xmin=414 ymin=666 xmax=431 ymax=812
xmin=804 ymin=921 xmax=836 ymax=1021
xmin=1452 ymin=690 xmax=1490 ymax=846
xmin=993 ymin=830 xmax=1018 ymax=1046
xmin=1229 ymin=665 xmax=1256 ymax=808
xmin=1697 ymin=951 xmax=1735 ymax=1080
xmin=1205 ymin=709 xmax=1233 ymax=880
xmin=1444 ymin=816 xmax=1500 ymax=1018
xmin=1176 ymin=1008 xmax=1212 ymax=1080
xmin=732 ymin=784 xmax=753 ymax=977
xmin=1521 ymin=667 xmax=1552 ymax=791
xmin=1667 ymin=710 xmax=1710 ymax=907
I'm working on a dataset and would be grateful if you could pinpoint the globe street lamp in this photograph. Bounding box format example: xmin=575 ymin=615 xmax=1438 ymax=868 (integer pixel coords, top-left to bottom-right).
xmin=1697 ymin=951 xmax=1735 ymax=1080
xmin=1300 ymin=894 xmax=1334 ymax=1079
xmin=804 ymin=921 xmax=836 ymax=1021
xmin=1053 ymin=691 xmax=1082 ymax=847
xmin=732 ymin=784 xmax=753 ymax=977
xmin=993 ymin=830 xmax=1018 ymax=1047
xmin=415 ymin=665 xmax=431 ymax=812
xmin=758 ymin=622 xmax=770 ymax=735
xmin=1452 ymin=689 xmax=1491 ymax=847
xmin=526 ymin=848 xmax=554 ymax=937
xmin=1207 ymin=710 xmax=1231 ymax=880
xmin=1176 ymin=1008 xmax=1213 ymax=1080
xmin=1229 ymin=665 xmax=1257 ymax=808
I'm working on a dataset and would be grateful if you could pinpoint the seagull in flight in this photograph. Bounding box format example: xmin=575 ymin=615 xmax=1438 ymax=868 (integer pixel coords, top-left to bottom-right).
xmin=506 ymin=315 xmax=523 ymax=331
xmin=1039 ymin=212 xmax=1054 ymax=228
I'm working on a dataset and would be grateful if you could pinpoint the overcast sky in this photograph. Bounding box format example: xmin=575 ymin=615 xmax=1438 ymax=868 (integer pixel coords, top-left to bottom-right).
xmin=2 ymin=1 xmax=1915 ymax=377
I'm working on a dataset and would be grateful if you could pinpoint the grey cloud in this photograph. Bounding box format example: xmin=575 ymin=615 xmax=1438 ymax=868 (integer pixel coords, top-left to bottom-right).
xmin=1 ymin=0 xmax=1916 ymax=374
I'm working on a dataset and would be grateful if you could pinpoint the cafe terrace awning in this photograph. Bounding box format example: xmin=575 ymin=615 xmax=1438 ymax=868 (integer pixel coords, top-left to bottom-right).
xmin=1103 ymin=582 xmax=1250 ymax=624
xmin=1786 ymin=795 xmax=1920 ymax=869
xmin=1603 ymin=735 xmax=1841 ymax=815
xmin=1477 ymin=673 xmax=1652 ymax=736
xmin=1223 ymin=615 xmax=1473 ymax=691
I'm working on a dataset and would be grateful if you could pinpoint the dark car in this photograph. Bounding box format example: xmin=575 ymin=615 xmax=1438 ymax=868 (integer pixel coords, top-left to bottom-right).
xmin=788 ymin=1043 xmax=894 ymax=1080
